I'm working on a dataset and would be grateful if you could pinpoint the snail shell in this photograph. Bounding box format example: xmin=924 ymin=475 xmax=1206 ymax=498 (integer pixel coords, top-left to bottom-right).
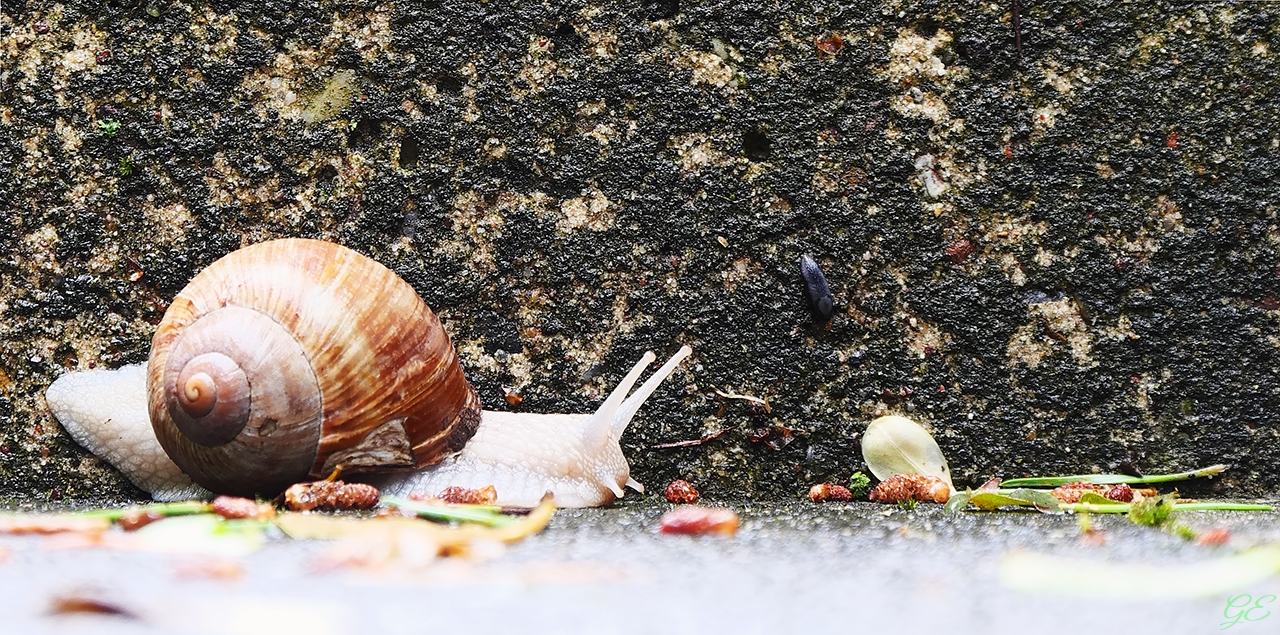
xmin=148 ymin=238 xmax=481 ymax=496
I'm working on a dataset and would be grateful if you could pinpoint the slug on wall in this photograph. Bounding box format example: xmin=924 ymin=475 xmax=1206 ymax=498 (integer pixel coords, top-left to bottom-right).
xmin=44 ymin=239 xmax=693 ymax=508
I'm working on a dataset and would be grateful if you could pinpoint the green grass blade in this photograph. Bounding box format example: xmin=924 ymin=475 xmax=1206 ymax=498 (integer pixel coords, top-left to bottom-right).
xmin=379 ymin=495 xmax=515 ymax=527
xmin=73 ymin=501 xmax=212 ymax=521
xmin=1000 ymin=464 xmax=1227 ymax=487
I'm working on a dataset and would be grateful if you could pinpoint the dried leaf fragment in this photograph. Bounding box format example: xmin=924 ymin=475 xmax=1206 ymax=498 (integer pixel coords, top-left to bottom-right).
xmin=664 ymin=480 xmax=699 ymax=504
xmin=860 ymin=415 xmax=954 ymax=491
xmin=868 ymin=474 xmax=951 ymax=504
xmin=49 ymin=593 xmax=138 ymax=618
xmin=0 ymin=514 xmax=111 ymax=535
xmin=658 ymin=506 xmax=739 ymax=535
xmin=808 ymin=483 xmax=854 ymax=503
xmin=284 ymin=481 xmax=380 ymax=511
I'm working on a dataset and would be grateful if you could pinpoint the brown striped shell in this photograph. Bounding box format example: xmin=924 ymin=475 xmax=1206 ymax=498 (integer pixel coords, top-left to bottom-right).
xmin=146 ymin=238 xmax=481 ymax=497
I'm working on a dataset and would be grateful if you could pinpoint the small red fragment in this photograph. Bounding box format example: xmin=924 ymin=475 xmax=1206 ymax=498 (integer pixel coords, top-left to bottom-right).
xmin=1166 ymin=132 xmax=1178 ymax=149
xmin=658 ymin=506 xmax=739 ymax=535
xmin=815 ymin=33 xmax=843 ymax=56
xmin=33 ymin=21 xmax=50 ymax=34
xmin=868 ymin=474 xmax=951 ymax=504
xmin=96 ymin=49 xmax=112 ymax=63
xmin=210 ymin=495 xmax=275 ymax=520
xmin=808 ymin=483 xmax=853 ymax=503
xmin=664 ymin=480 xmax=700 ymax=504
xmin=502 ymin=386 xmax=523 ymax=406
xmin=117 ymin=511 xmax=164 ymax=531
xmin=1196 ymin=527 xmax=1230 ymax=546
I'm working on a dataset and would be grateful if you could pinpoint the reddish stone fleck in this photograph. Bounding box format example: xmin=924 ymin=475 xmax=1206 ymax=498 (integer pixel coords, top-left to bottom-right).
xmin=815 ymin=33 xmax=843 ymax=56
xmin=945 ymin=239 xmax=974 ymax=264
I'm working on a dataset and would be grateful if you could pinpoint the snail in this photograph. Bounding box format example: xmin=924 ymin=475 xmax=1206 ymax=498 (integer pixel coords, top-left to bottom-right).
xmin=44 ymin=238 xmax=692 ymax=508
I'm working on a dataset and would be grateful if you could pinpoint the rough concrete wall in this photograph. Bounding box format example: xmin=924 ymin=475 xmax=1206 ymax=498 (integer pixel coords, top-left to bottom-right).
xmin=1 ymin=0 xmax=1278 ymax=501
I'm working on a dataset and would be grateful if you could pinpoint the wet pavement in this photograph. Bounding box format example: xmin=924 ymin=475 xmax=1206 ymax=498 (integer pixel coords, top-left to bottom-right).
xmin=2 ymin=499 xmax=1279 ymax=635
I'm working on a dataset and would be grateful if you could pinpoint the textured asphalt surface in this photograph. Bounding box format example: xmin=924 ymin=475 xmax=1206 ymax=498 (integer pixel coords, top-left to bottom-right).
xmin=2 ymin=499 xmax=1279 ymax=635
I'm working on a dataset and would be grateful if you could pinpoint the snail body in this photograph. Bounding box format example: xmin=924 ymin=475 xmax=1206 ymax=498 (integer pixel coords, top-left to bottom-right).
xmin=45 ymin=239 xmax=691 ymax=508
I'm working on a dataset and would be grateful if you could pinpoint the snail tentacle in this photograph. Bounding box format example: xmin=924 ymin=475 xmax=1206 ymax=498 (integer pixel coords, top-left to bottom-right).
xmin=609 ymin=345 xmax=692 ymax=439
xmin=579 ymin=350 xmax=656 ymax=453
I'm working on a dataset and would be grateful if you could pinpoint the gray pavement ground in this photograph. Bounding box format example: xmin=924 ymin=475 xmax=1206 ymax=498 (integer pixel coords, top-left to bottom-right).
xmin=2 ymin=499 xmax=1279 ymax=635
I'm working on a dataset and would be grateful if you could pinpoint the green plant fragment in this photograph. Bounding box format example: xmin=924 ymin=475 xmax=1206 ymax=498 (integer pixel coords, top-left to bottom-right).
xmin=74 ymin=501 xmax=212 ymax=521
xmin=847 ymin=472 xmax=871 ymax=498
xmin=1127 ymin=494 xmax=1178 ymax=528
xmin=967 ymin=488 xmax=1063 ymax=512
xmin=1076 ymin=491 xmax=1128 ymax=506
xmin=943 ymin=490 xmax=972 ymax=513
xmin=1000 ymin=464 xmax=1226 ymax=487
xmin=380 ymin=495 xmax=516 ymax=527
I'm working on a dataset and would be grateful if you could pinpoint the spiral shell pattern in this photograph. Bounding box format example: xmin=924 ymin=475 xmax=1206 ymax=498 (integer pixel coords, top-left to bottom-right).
xmin=147 ymin=239 xmax=481 ymax=496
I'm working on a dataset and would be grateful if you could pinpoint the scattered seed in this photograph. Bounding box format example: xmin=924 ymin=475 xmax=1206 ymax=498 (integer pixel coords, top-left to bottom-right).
xmin=664 ymin=480 xmax=699 ymax=504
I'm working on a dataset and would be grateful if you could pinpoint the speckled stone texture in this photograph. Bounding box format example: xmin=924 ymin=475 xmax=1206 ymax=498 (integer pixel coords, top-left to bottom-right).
xmin=1 ymin=1 xmax=1278 ymax=501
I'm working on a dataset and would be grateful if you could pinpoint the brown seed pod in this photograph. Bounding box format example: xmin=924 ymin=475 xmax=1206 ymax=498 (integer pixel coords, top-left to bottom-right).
xmin=868 ymin=474 xmax=951 ymax=504
xmin=664 ymin=480 xmax=699 ymax=504
xmin=283 ymin=480 xmax=381 ymax=511
xmin=147 ymin=239 xmax=482 ymax=497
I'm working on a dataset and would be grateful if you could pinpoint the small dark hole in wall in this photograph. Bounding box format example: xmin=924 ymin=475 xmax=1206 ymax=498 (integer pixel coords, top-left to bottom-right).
xmin=743 ymin=128 xmax=772 ymax=161
xmin=648 ymin=0 xmax=679 ymax=20
xmin=553 ymin=20 xmax=581 ymax=49
xmin=349 ymin=118 xmax=379 ymax=148
xmin=399 ymin=135 xmax=421 ymax=169
xmin=316 ymin=164 xmax=339 ymax=181
xmin=437 ymin=75 xmax=464 ymax=94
